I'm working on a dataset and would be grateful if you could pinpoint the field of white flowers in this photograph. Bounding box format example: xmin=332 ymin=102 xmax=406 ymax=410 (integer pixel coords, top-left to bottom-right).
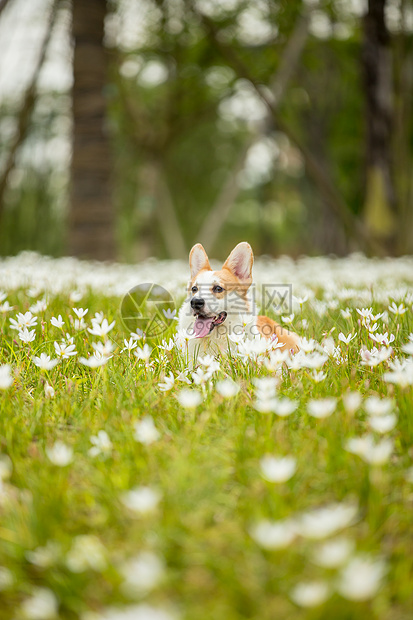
xmin=0 ymin=251 xmax=413 ymax=620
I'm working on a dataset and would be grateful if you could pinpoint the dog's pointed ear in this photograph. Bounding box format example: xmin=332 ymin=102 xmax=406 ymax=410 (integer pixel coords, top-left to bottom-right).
xmin=189 ymin=243 xmax=211 ymax=279
xmin=223 ymin=242 xmax=253 ymax=283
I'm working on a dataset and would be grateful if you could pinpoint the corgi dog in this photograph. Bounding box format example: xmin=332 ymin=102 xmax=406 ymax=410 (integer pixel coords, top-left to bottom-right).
xmin=178 ymin=242 xmax=300 ymax=359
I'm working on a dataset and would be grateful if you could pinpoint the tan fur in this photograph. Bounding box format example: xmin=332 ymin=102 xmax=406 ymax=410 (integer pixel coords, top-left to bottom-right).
xmin=256 ymin=315 xmax=300 ymax=353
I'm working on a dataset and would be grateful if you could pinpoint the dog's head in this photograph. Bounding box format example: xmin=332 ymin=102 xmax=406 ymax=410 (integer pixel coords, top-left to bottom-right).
xmin=187 ymin=242 xmax=254 ymax=338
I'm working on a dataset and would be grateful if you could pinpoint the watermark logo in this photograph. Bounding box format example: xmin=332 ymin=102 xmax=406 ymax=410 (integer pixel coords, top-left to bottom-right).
xmin=120 ymin=283 xmax=176 ymax=338
xmin=262 ymin=284 xmax=292 ymax=314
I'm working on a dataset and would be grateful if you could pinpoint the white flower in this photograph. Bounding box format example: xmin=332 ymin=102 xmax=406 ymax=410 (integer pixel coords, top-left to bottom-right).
xmin=272 ymin=397 xmax=298 ymax=417
xmin=158 ymin=372 xmax=175 ymax=392
xmin=69 ymin=290 xmax=83 ymax=303
xmin=342 ymin=391 xmax=362 ymax=414
xmin=290 ymin=581 xmax=330 ymax=607
xmin=388 ymin=301 xmax=407 ymax=315
xmin=44 ymin=383 xmax=55 ymax=399
xmin=310 ymin=370 xmax=327 ymax=382
xmin=360 ymin=345 xmax=392 ymax=367
xmin=121 ymin=486 xmax=161 ymax=515
xmin=0 ymin=365 xmax=13 ymax=389
xmin=32 ymin=353 xmax=59 ymax=371
xmin=54 ymin=341 xmax=77 ymax=359
xmin=94 ymin=603 xmax=178 ymax=620
xmin=73 ymin=318 xmax=86 ymax=331
xmin=402 ymin=341 xmax=413 ymax=355
xmin=120 ymin=551 xmax=165 ymax=596
xmin=345 ymin=435 xmax=393 ymax=465
xmin=89 ymin=431 xmax=112 ymax=457
xmin=122 ymin=338 xmax=138 ymax=353
xmin=66 ymin=535 xmax=107 ymax=573
xmin=73 ymin=307 xmax=88 ymax=319
xmin=216 ymin=379 xmax=240 ymax=398
xmin=9 ymin=311 xmax=37 ymax=330
xmin=26 ymin=541 xmax=61 ymax=568
xmin=249 ymin=519 xmax=296 ymax=549
xmin=46 ymin=441 xmax=73 ymax=467
xmin=383 ymin=358 xmax=413 ymax=387
xmin=260 ymin=455 xmax=296 ymax=483
xmin=311 ymin=537 xmax=354 ymax=568
xmin=79 ymin=354 xmax=110 ymax=368
xmin=337 ymin=555 xmax=386 ymax=601
xmin=159 ymin=338 xmax=175 ymax=351
xmin=297 ymin=337 xmax=316 ymax=353
xmin=19 ymin=327 xmax=36 ymax=344
xmin=368 ymin=414 xmax=397 ymax=434
xmin=88 ymin=318 xmax=115 ymax=337
xmin=134 ymin=416 xmax=160 ymax=445
xmin=92 ymin=340 xmax=115 ymax=357
xmin=364 ymin=396 xmax=394 ymax=417
xmin=134 ymin=344 xmax=152 ymax=362
xmin=338 ymin=332 xmax=356 ymax=345
xmin=162 ymin=308 xmax=177 ymax=320
xmin=307 ymin=398 xmax=336 ymax=419
xmin=20 ymin=587 xmax=58 ymax=619
xmin=281 ymin=313 xmax=295 ymax=325
xmin=50 ymin=315 xmax=64 ymax=329
xmin=177 ymin=389 xmax=202 ymax=409
xmin=297 ymin=502 xmax=358 ymax=539
xmin=0 ymin=301 xmax=13 ymax=313
xmin=340 ymin=308 xmax=352 ymax=320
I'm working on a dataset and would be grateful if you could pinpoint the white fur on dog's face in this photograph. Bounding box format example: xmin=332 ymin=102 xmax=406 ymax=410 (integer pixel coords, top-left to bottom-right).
xmin=190 ymin=269 xmax=250 ymax=319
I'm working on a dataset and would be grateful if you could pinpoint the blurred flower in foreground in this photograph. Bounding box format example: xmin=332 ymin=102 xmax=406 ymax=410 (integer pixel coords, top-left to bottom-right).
xmin=364 ymin=396 xmax=394 ymax=416
xmin=120 ymin=551 xmax=165 ymax=597
xmin=46 ymin=441 xmax=73 ymax=467
xmin=311 ymin=537 xmax=354 ymax=568
xmin=342 ymin=391 xmax=362 ymax=415
xmin=26 ymin=541 xmax=61 ymax=569
xmin=158 ymin=372 xmax=174 ymax=392
xmin=33 ymin=353 xmax=59 ymax=371
xmin=249 ymin=519 xmax=296 ymax=549
xmin=368 ymin=414 xmax=397 ymax=434
xmin=307 ymin=398 xmax=336 ymax=419
xmin=89 ymin=431 xmax=112 ymax=457
xmin=134 ymin=416 xmax=160 ymax=445
xmin=290 ymin=581 xmax=330 ymax=607
xmin=296 ymin=502 xmax=358 ymax=539
xmin=44 ymin=383 xmax=55 ymax=399
xmin=216 ymin=379 xmax=240 ymax=398
xmin=20 ymin=587 xmax=58 ymax=619
xmin=83 ymin=603 xmax=179 ymax=620
xmin=259 ymin=455 xmax=296 ymax=483
xmin=0 ymin=365 xmax=13 ymax=389
xmin=176 ymin=389 xmax=202 ymax=409
xmin=66 ymin=535 xmax=107 ymax=573
xmin=121 ymin=486 xmax=161 ymax=515
xmin=337 ymin=555 xmax=386 ymax=600
xmin=345 ymin=435 xmax=393 ymax=465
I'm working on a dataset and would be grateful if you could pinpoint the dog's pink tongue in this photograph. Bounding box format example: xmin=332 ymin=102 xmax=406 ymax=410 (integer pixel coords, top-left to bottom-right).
xmin=193 ymin=317 xmax=214 ymax=338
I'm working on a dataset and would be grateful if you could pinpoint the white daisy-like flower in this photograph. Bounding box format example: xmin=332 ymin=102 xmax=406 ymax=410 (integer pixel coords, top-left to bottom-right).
xmin=296 ymin=502 xmax=358 ymax=539
xmin=290 ymin=581 xmax=330 ymax=607
xmin=0 ymin=365 xmax=13 ymax=390
xmin=134 ymin=344 xmax=152 ymax=362
xmin=18 ymin=327 xmax=36 ymax=344
xmin=9 ymin=311 xmax=37 ymax=331
xmin=249 ymin=519 xmax=296 ymax=549
xmin=88 ymin=318 xmax=115 ymax=337
xmin=121 ymin=486 xmax=161 ymax=515
xmin=311 ymin=537 xmax=354 ymax=568
xmin=345 ymin=435 xmax=393 ymax=465
xmin=20 ymin=587 xmax=58 ymax=620
xmin=158 ymin=372 xmax=175 ymax=392
xmin=342 ymin=391 xmax=362 ymax=414
xmin=260 ymin=455 xmax=296 ymax=483
xmin=388 ymin=301 xmax=407 ymax=315
xmin=66 ymin=535 xmax=107 ymax=573
xmin=73 ymin=307 xmax=88 ymax=319
xmin=337 ymin=555 xmax=386 ymax=601
xmin=54 ymin=341 xmax=77 ymax=359
xmin=50 ymin=315 xmax=65 ymax=329
xmin=338 ymin=332 xmax=356 ymax=345
xmin=46 ymin=441 xmax=73 ymax=467
xmin=307 ymin=398 xmax=337 ymax=419
xmin=216 ymin=379 xmax=240 ymax=398
xmin=121 ymin=338 xmax=138 ymax=353
xmin=32 ymin=353 xmax=59 ymax=371
xmin=79 ymin=354 xmax=110 ymax=368
xmin=120 ymin=551 xmax=165 ymax=596
xmin=368 ymin=414 xmax=397 ymax=434
xmin=89 ymin=431 xmax=112 ymax=457
xmin=176 ymin=389 xmax=202 ymax=409
xmin=134 ymin=416 xmax=160 ymax=445
xmin=44 ymin=383 xmax=55 ymax=399
xmin=364 ymin=396 xmax=394 ymax=417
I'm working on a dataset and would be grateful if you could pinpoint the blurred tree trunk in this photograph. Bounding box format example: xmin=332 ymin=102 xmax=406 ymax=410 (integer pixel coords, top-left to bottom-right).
xmin=362 ymin=0 xmax=396 ymax=253
xmin=68 ymin=0 xmax=115 ymax=260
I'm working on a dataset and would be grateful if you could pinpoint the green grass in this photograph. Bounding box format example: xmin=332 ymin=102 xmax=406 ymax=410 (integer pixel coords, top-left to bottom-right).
xmin=0 ymin=262 xmax=413 ymax=620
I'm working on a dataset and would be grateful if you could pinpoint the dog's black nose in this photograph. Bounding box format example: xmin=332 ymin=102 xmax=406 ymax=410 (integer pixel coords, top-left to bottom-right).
xmin=191 ymin=297 xmax=205 ymax=310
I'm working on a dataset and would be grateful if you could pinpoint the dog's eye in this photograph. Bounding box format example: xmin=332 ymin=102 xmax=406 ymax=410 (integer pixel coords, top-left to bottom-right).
xmin=213 ymin=285 xmax=224 ymax=294
xmin=191 ymin=286 xmax=198 ymax=294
